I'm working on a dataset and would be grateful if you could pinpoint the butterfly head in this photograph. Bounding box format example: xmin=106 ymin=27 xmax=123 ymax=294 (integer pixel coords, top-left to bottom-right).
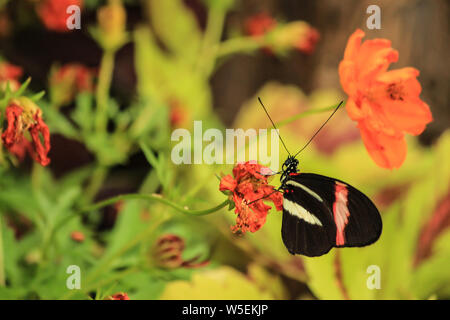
xmin=283 ymin=156 xmax=299 ymax=172
xmin=281 ymin=156 xmax=299 ymax=185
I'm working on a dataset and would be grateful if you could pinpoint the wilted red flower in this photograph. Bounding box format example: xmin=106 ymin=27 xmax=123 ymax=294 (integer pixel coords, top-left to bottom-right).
xmin=339 ymin=29 xmax=432 ymax=169
xmin=7 ymin=137 xmax=32 ymax=163
xmin=37 ymin=0 xmax=83 ymax=32
xmin=152 ymin=234 xmax=209 ymax=269
xmin=1 ymin=98 xmax=51 ymax=166
xmin=0 ymin=62 xmax=23 ymax=90
xmin=245 ymin=13 xmax=276 ymax=37
xmin=50 ymin=63 xmax=95 ymax=106
xmin=108 ymin=292 xmax=130 ymax=300
xmin=220 ymin=161 xmax=283 ymax=233
xmin=70 ymin=231 xmax=85 ymax=242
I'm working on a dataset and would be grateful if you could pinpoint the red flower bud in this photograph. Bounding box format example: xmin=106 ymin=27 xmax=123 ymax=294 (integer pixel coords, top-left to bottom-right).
xmin=107 ymin=292 xmax=130 ymax=300
xmin=152 ymin=234 xmax=209 ymax=269
xmin=244 ymin=13 xmax=276 ymax=37
xmin=70 ymin=231 xmax=85 ymax=243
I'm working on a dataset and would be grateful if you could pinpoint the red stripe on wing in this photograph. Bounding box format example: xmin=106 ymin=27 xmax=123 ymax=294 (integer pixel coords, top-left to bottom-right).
xmin=333 ymin=182 xmax=350 ymax=246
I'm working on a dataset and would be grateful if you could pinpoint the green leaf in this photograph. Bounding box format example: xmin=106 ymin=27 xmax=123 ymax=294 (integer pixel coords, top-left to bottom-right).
xmin=39 ymin=102 xmax=79 ymax=139
xmin=72 ymin=92 xmax=94 ymax=134
xmin=147 ymin=0 xmax=202 ymax=63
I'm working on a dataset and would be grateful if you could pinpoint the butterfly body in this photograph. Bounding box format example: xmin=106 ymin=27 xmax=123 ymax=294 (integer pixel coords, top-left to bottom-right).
xmin=279 ymin=156 xmax=382 ymax=257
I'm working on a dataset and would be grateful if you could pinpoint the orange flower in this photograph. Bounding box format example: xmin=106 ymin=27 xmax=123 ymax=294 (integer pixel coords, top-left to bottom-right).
xmin=220 ymin=161 xmax=283 ymax=233
xmin=339 ymin=29 xmax=432 ymax=169
xmin=0 ymin=62 xmax=23 ymax=90
xmin=1 ymin=99 xmax=51 ymax=166
xmin=37 ymin=0 xmax=83 ymax=32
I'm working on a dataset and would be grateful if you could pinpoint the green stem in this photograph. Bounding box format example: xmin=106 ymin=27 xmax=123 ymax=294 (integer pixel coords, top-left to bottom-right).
xmin=80 ymin=194 xmax=229 ymax=217
xmin=52 ymin=195 xmax=229 ymax=239
xmin=196 ymin=6 xmax=226 ymax=76
xmin=95 ymin=49 xmax=115 ymax=133
xmin=0 ymin=215 xmax=5 ymax=287
xmin=83 ymin=166 xmax=108 ymax=204
xmin=273 ymin=101 xmax=345 ymax=129
xmin=71 ymin=194 xmax=229 ymax=288
xmin=216 ymin=37 xmax=265 ymax=58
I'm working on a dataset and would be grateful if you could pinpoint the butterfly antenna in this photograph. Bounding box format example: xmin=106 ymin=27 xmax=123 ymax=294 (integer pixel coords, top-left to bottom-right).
xmin=293 ymin=101 xmax=343 ymax=158
xmin=258 ymin=97 xmax=291 ymax=156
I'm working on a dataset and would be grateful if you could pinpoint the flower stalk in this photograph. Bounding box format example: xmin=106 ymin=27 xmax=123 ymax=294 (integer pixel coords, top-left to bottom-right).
xmin=80 ymin=194 xmax=229 ymax=217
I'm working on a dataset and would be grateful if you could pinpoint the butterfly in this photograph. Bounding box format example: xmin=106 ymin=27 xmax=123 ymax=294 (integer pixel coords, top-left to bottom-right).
xmin=257 ymin=98 xmax=382 ymax=257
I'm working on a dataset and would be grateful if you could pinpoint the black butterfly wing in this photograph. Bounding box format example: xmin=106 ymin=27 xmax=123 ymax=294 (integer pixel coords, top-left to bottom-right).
xmin=281 ymin=183 xmax=336 ymax=256
xmin=281 ymin=173 xmax=382 ymax=256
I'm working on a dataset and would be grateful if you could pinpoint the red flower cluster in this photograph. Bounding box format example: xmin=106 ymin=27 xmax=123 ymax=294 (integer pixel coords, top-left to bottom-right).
xmin=220 ymin=161 xmax=283 ymax=233
xmin=0 ymin=62 xmax=23 ymax=91
xmin=37 ymin=0 xmax=83 ymax=32
xmin=108 ymin=292 xmax=130 ymax=300
xmin=152 ymin=234 xmax=209 ymax=269
xmin=1 ymin=99 xmax=51 ymax=166
xmin=50 ymin=63 xmax=96 ymax=106
xmin=339 ymin=29 xmax=432 ymax=169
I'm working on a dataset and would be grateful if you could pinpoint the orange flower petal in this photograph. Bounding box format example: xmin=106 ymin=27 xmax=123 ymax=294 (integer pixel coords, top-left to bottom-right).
xmin=379 ymin=98 xmax=432 ymax=135
xmin=358 ymin=121 xmax=407 ymax=169
xmin=345 ymin=97 xmax=374 ymax=121
xmin=374 ymin=67 xmax=432 ymax=135
xmin=356 ymin=41 xmax=398 ymax=81
xmin=219 ymin=174 xmax=237 ymax=192
xmin=338 ymin=60 xmax=357 ymax=96
xmin=376 ymin=67 xmax=421 ymax=97
xmin=343 ymin=29 xmax=364 ymax=61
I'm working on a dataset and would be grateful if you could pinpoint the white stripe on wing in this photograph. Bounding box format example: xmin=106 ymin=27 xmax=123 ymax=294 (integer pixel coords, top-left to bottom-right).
xmin=283 ymin=198 xmax=323 ymax=226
